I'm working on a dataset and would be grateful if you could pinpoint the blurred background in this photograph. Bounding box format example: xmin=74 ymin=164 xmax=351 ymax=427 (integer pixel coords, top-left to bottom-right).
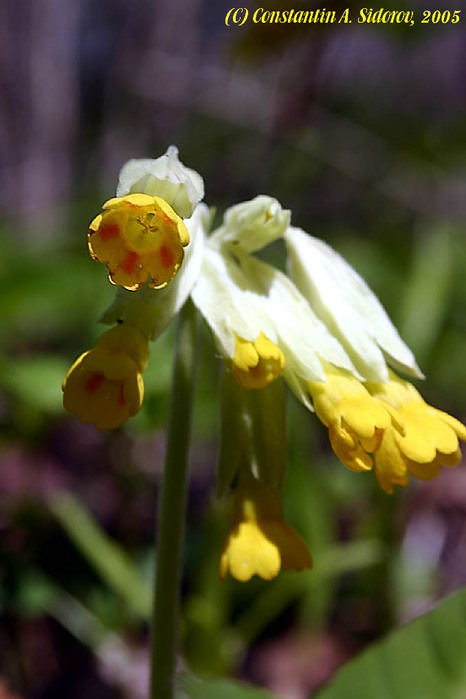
xmin=1 ymin=0 xmax=466 ymax=697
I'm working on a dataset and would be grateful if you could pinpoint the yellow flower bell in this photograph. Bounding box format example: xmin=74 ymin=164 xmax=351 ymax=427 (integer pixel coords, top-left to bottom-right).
xmin=219 ymin=470 xmax=312 ymax=582
xmin=88 ymin=193 xmax=189 ymax=290
xmin=366 ymin=373 xmax=466 ymax=493
xmin=308 ymin=366 xmax=399 ymax=472
xmin=231 ymin=333 xmax=285 ymax=390
xmin=62 ymin=323 xmax=149 ymax=430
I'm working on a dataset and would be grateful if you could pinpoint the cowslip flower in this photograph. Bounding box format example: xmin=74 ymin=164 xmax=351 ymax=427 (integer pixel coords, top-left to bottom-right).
xmin=64 ymin=149 xmax=206 ymax=429
xmin=87 ymin=147 xmax=204 ymax=291
xmin=217 ymin=370 xmax=311 ymax=581
xmin=366 ymin=373 xmax=466 ymax=493
xmin=200 ymin=195 xmax=465 ymax=498
xmin=64 ymin=150 xmax=466 ymax=590
xmin=219 ymin=467 xmax=312 ymax=582
xmin=217 ymin=372 xmax=294 ymax=583
xmin=284 ymin=226 xmax=466 ymax=490
xmin=88 ymin=193 xmax=190 ymax=290
xmin=62 ymin=323 xmax=149 ymax=430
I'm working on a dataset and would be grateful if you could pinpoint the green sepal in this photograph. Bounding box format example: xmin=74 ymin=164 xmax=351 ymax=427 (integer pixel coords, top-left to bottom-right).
xmin=217 ymin=367 xmax=287 ymax=496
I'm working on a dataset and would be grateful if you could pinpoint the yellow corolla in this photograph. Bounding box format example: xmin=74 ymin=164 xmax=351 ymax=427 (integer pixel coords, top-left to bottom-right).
xmin=88 ymin=193 xmax=189 ymax=290
xmin=62 ymin=324 xmax=149 ymax=430
xmin=308 ymin=366 xmax=399 ymax=472
xmin=231 ymin=333 xmax=285 ymax=390
xmin=219 ymin=470 xmax=312 ymax=582
xmin=367 ymin=373 xmax=466 ymax=493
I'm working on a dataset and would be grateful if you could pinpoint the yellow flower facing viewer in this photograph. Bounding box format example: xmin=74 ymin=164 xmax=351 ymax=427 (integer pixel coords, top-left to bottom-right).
xmin=62 ymin=323 xmax=149 ymax=430
xmin=366 ymin=373 xmax=466 ymax=493
xmin=231 ymin=333 xmax=285 ymax=390
xmin=219 ymin=469 xmax=312 ymax=582
xmin=88 ymin=193 xmax=189 ymax=290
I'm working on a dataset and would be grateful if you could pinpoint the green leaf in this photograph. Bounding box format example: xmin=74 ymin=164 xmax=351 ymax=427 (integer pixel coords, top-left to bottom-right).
xmin=0 ymin=355 xmax=70 ymax=413
xmin=50 ymin=492 xmax=151 ymax=619
xmin=314 ymin=588 xmax=466 ymax=699
xmin=179 ymin=674 xmax=279 ymax=699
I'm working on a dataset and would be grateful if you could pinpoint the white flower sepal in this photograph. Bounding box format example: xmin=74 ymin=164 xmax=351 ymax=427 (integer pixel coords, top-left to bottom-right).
xmin=190 ymin=244 xmax=277 ymax=360
xmin=116 ymin=146 xmax=204 ymax=219
xmin=236 ymin=253 xmax=361 ymax=408
xmin=285 ymin=226 xmax=423 ymax=382
xmin=191 ymin=234 xmax=359 ymax=412
xmin=100 ymin=203 xmax=208 ymax=339
xmin=210 ymin=195 xmax=290 ymax=254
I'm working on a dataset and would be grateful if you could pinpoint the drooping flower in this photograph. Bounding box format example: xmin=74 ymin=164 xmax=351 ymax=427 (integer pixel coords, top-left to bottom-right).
xmin=282 ymin=225 xmax=466 ymax=490
xmin=219 ymin=468 xmax=312 ymax=582
xmin=62 ymin=323 xmax=149 ymax=430
xmin=64 ymin=150 xmax=206 ymax=431
xmin=190 ymin=242 xmax=286 ymax=390
xmin=366 ymin=372 xmax=466 ymax=493
xmin=307 ymin=365 xmax=399 ymax=473
xmin=191 ymin=197 xmax=359 ymax=396
xmin=87 ymin=193 xmax=189 ymax=291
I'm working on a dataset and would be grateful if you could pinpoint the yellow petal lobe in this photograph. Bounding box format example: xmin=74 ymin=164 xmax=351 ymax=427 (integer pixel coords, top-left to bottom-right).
xmin=309 ymin=367 xmax=395 ymax=472
xmin=231 ymin=333 xmax=285 ymax=389
xmin=367 ymin=372 xmax=466 ymax=493
xmin=87 ymin=194 xmax=189 ymax=290
xmin=62 ymin=324 xmax=149 ymax=430
xmin=219 ymin=472 xmax=312 ymax=582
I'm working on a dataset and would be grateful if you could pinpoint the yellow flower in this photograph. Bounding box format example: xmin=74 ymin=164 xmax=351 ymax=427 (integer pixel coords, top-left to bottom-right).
xmin=219 ymin=471 xmax=312 ymax=582
xmin=88 ymin=193 xmax=189 ymax=290
xmin=366 ymin=373 xmax=466 ymax=493
xmin=231 ymin=333 xmax=285 ymax=390
xmin=62 ymin=324 xmax=149 ymax=430
xmin=308 ymin=366 xmax=399 ymax=472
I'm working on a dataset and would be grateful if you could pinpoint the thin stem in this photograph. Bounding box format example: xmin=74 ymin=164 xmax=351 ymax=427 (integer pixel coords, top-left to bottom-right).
xmin=150 ymin=300 xmax=199 ymax=699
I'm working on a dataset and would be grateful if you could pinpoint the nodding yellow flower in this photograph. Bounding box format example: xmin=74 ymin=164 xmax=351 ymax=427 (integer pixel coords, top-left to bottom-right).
xmin=219 ymin=470 xmax=312 ymax=582
xmin=366 ymin=373 xmax=466 ymax=493
xmin=88 ymin=193 xmax=189 ymax=291
xmin=231 ymin=333 xmax=285 ymax=390
xmin=62 ymin=324 xmax=149 ymax=430
xmin=308 ymin=366 xmax=399 ymax=473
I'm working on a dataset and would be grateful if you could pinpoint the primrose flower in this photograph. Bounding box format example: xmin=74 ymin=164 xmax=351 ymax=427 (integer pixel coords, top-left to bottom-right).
xmin=87 ymin=147 xmax=204 ymax=291
xmin=282 ymin=225 xmax=466 ymax=490
xmin=64 ymin=150 xmax=206 ymax=432
xmin=191 ymin=197 xmax=358 ymax=394
xmin=365 ymin=373 xmax=466 ymax=493
xmin=88 ymin=193 xmax=189 ymax=291
xmin=219 ymin=468 xmax=312 ymax=582
xmin=62 ymin=323 xmax=149 ymax=430
xmin=307 ymin=365 xmax=398 ymax=473
xmin=191 ymin=242 xmax=286 ymax=390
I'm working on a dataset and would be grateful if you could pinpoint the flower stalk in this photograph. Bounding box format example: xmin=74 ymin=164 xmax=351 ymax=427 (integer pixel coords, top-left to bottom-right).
xmin=150 ymin=299 xmax=199 ymax=699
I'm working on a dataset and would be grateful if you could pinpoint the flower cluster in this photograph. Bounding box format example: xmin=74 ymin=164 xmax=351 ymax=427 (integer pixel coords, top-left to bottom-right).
xmin=63 ymin=147 xmax=466 ymax=582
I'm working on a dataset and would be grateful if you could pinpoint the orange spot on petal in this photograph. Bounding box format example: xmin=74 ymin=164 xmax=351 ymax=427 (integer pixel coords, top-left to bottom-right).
xmin=99 ymin=222 xmax=121 ymax=241
xmin=117 ymin=383 xmax=126 ymax=406
xmin=160 ymin=246 xmax=174 ymax=268
xmin=121 ymin=251 xmax=140 ymax=274
xmin=85 ymin=373 xmax=104 ymax=394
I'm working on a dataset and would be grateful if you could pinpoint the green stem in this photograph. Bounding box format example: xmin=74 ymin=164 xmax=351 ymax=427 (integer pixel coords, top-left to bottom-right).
xmin=150 ymin=300 xmax=199 ymax=699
